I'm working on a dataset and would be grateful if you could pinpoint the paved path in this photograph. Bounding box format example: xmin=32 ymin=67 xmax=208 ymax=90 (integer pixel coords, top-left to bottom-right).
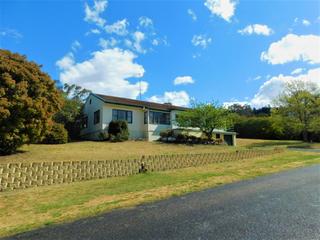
xmin=4 ymin=165 xmax=320 ymax=240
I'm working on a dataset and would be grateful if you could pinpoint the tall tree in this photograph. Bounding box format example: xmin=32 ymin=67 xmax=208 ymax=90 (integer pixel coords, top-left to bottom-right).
xmin=53 ymin=84 xmax=91 ymax=140
xmin=0 ymin=49 xmax=63 ymax=154
xmin=273 ymin=81 xmax=320 ymax=142
xmin=176 ymin=101 xmax=233 ymax=140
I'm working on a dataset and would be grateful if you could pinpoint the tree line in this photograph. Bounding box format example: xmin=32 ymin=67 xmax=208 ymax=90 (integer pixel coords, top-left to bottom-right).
xmin=229 ymin=82 xmax=320 ymax=142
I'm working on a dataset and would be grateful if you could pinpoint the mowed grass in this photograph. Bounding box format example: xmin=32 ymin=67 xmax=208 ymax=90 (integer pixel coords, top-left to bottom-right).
xmin=0 ymin=138 xmax=308 ymax=164
xmin=0 ymin=150 xmax=319 ymax=237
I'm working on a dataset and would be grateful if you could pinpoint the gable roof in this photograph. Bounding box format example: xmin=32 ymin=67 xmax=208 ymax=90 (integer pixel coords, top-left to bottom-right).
xmin=93 ymin=93 xmax=189 ymax=111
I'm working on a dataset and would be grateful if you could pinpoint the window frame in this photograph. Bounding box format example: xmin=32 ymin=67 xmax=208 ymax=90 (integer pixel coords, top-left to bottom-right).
xmin=112 ymin=109 xmax=133 ymax=124
xmin=94 ymin=110 xmax=100 ymax=125
xmin=149 ymin=111 xmax=170 ymax=125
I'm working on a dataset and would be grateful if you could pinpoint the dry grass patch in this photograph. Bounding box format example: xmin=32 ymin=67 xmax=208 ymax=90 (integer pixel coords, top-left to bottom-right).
xmin=0 ymin=140 xmax=242 ymax=164
xmin=0 ymin=138 xmax=307 ymax=164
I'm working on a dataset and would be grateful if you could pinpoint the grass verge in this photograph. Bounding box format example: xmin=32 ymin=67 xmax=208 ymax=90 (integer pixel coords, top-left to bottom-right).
xmin=0 ymin=150 xmax=319 ymax=237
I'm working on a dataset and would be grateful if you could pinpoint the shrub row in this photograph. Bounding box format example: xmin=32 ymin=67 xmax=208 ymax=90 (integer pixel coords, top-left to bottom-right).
xmin=159 ymin=129 xmax=225 ymax=145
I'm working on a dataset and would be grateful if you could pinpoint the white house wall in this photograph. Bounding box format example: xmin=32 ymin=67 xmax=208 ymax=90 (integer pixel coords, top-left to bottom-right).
xmin=80 ymin=94 xmax=104 ymax=140
xmin=102 ymin=103 xmax=146 ymax=139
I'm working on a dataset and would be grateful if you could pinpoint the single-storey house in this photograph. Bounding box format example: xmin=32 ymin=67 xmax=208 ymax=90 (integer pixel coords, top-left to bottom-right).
xmin=80 ymin=93 xmax=237 ymax=145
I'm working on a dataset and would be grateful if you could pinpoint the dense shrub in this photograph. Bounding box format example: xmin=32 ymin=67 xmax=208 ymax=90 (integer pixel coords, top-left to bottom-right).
xmin=108 ymin=120 xmax=129 ymax=142
xmin=160 ymin=129 xmax=174 ymax=141
xmin=175 ymin=133 xmax=188 ymax=143
xmin=234 ymin=116 xmax=300 ymax=140
xmin=42 ymin=123 xmax=68 ymax=144
xmin=159 ymin=131 xmax=226 ymax=145
xmin=98 ymin=131 xmax=109 ymax=141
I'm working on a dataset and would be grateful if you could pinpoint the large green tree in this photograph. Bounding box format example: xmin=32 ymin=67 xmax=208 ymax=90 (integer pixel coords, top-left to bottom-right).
xmin=273 ymin=81 xmax=320 ymax=142
xmin=176 ymin=102 xmax=233 ymax=140
xmin=0 ymin=49 xmax=63 ymax=154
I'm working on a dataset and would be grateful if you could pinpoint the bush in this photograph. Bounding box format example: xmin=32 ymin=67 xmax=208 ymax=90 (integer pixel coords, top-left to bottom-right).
xmin=108 ymin=120 xmax=129 ymax=142
xmin=175 ymin=133 xmax=188 ymax=143
xmin=42 ymin=123 xmax=68 ymax=144
xmin=98 ymin=131 xmax=109 ymax=141
xmin=160 ymin=129 xmax=174 ymax=141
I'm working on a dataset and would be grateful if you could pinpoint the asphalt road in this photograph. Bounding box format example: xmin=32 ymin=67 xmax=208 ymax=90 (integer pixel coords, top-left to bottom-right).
xmin=4 ymin=165 xmax=320 ymax=240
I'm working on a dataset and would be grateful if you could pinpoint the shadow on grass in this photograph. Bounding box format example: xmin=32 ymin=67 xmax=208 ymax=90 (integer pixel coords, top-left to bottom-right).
xmin=247 ymin=141 xmax=302 ymax=148
xmin=287 ymin=143 xmax=320 ymax=149
xmin=0 ymin=149 xmax=28 ymax=157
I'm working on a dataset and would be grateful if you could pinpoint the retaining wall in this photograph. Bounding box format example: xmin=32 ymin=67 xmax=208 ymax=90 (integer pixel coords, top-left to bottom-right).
xmin=0 ymin=148 xmax=283 ymax=192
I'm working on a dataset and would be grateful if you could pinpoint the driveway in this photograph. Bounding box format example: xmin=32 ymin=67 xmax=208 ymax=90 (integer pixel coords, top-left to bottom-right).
xmin=4 ymin=165 xmax=320 ymax=240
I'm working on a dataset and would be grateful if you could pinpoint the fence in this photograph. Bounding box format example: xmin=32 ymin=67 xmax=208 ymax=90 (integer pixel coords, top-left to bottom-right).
xmin=0 ymin=148 xmax=283 ymax=192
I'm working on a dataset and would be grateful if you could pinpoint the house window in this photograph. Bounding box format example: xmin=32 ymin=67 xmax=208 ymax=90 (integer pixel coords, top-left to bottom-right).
xmin=144 ymin=111 xmax=148 ymax=124
xmin=112 ymin=109 xmax=133 ymax=123
xmin=216 ymin=133 xmax=221 ymax=139
xmin=149 ymin=111 xmax=170 ymax=125
xmin=94 ymin=110 xmax=100 ymax=124
xmin=89 ymin=99 xmax=92 ymax=104
xmin=82 ymin=116 xmax=88 ymax=129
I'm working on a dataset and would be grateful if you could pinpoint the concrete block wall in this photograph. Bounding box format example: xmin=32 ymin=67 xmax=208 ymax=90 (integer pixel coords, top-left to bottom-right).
xmin=0 ymin=148 xmax=283 ymax=192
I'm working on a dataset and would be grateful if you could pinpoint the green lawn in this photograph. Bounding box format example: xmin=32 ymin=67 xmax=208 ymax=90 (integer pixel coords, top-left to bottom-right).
xmin=0 ymin=150 xmax=319 ymax=237
xmin=0 ymin=138 xmax=309 ymax=164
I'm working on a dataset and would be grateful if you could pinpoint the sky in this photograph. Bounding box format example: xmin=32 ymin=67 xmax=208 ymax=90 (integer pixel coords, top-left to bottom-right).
xmin=1 ymin=0 xmax=320 ymax=107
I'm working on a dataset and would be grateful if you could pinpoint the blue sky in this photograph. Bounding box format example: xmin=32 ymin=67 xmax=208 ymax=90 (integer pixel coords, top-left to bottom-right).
xmin=1 ymin=0 xmax=320 ymax=107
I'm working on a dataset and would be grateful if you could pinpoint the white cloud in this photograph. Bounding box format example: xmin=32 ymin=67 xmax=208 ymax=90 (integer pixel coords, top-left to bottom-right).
xmin=291 ymin=68 xmax=305 ymax=75
xmin=84 ymin=0 xmax=107 ymax=27
xmin=105 ymin=19 xmax=129 ymax=36
xmin=132 ymin=31 xmax=146 ymax=53
xmin=56 ymin=48 xmax=148 ymax=99
xmin=238 ymin=24 xmax=273 ymax=36
xmin=192 ymin=35 xmax=212 ymax=49
xmin=152 ymin=39 xmax=159 ymax=46
xmin=204 ymin=0 xmax=237 ymax=22
xmin=148 ymin=91 xmax=190 ymax=107
xmin=56 ymin=52 xmax=75 ymax=70
xmin=86 ymin=28 xmax=101 ymax=35
xmin=173 ymin=76 xmax=195 ymax=85
xmin=261 ymin=34 xmax=320 ymax=64
xmin=99 ymin=37 xmax=118 ymax=49
xmin=187 ymin=9 xmax=197 ymax=21
xmin=139 ymin=16 xmax=153 ymax=28
xmin=302 ymin=19 xmax=311 ymax=26
xmin=254 ymin=76 xmax=262 ymax=80
xmin=0 ymin=28 xmax=23 ymax=39
xmin=71 ymin=40 xmax=81 ymax=52
xmin=251 ymin=68 xmax=320 ymax=107
xmin=294 ymin=18 xmax=311 ymax=26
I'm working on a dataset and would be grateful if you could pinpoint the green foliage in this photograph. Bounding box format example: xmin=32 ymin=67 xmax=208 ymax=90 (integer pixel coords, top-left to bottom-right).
xmin=228 ymin=103 xmax=271 ymax=117
xmin=273 ymin=81 xmax=320 ymax=142
xmin=98 ymin=131 xmax=109 ymax=141
xmin=0 ymin=49 xmax=63 ymax=154
xmin=42 ymin=123 xmax=68 ymax=144
xmin=176 ymin=101 xmax=233 ymax=140
xmin=53 ymin=84 xmax=91 ymax=140
xmin=108 ymin=120 xmax=129 ymax=142
xmin=234 ymin=116 xmax=291 ymax=140
xmin=160 ymin=129 xmax=174 ymax=141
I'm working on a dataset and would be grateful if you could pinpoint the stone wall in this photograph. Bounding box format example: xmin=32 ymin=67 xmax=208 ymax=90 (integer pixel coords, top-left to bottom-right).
xmin=0 ymin=148 xmax=283 ymax=192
